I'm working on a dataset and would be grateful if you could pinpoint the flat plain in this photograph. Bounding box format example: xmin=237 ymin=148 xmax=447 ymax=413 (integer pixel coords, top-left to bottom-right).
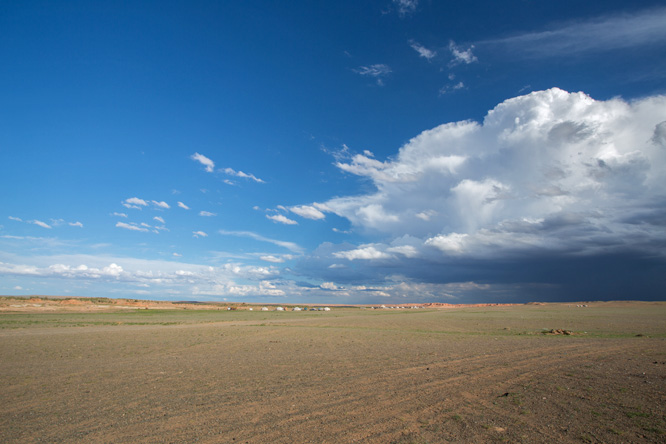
xmin=1 ymin=299 xmax=665 ymax=443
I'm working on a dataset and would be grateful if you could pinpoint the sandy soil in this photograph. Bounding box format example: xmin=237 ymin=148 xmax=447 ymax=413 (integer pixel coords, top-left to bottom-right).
xmin=1 ymin=300 xmax=664 ymax=443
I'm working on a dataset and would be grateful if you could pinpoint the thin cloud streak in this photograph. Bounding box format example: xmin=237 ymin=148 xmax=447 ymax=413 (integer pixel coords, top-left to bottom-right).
xmin=219 ymin=230 xmax=303 ymax=253
xmin=409 ymin=40 xmax=436 ymax=60
xmin=223 ymin=167 xmax=265 ymax=183
xmin=480 ymin=7 xmax=666 ymax=58
xmin=353 ymin=64 xmax=392 ymax=86
xmin=267 ymin=214 xmax=298 ymax=225
xmin=116 ymin=222 xmax=149 ymax=232
xmin=32 ymin=220 xmax=52 ymax=229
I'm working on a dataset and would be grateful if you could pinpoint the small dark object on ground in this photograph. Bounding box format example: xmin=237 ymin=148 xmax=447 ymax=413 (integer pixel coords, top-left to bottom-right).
xmin=544 ymin=329 xmax=573 ymax=335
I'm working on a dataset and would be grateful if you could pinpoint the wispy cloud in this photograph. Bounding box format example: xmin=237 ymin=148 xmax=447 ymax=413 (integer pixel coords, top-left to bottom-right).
xmin=193 ymin=231 xmax=208 ymax=238
xmin=353 ymin=64 xmax=392 ymax=86
xmin=439 ymin=81 xmax=465 ymax=95
xmin=267 ymin=214 xmax=298 ymax=225
xmin=219 ymin=230 xmax=303 ymax=253
xmin=481 ymin=7 xmax=666 ymax=58
xmin=448 ymin=40 xmax=477 ymax=65
xmin=223 ymin=167 xmax=265 ymax=183
xmin=152 ymin=200 xmax=170 ymax=209
xmin=116 ymin=221 xmax=149 ymax=232
xmin=32 ymin=220 xmax=52 ymax=229
xmin=393 ymin=0 xmax=418 ymax=17
xmin=199 ymin=211 xmax=216 ymax=217
xmin=409 ymin=40 xmax=436 ymax=60
xmin=69 ymin=221 xmax=83 ymax=228
xmin=177 ymin=202 xmax=190 ymax=210
xmin=153 ymin=216 xmax=165 ymax=224
xmin=112 ymin=212 xmax=128 ymax=218
xmin=191 ymin=152 xmax=215 ymax=172
xmin=8 ymin=216 xmax=22 ymax=222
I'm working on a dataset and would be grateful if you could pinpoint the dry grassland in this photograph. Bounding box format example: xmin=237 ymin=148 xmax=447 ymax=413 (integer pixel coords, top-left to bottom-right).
xmin=1 ymin=300 xmax=665 ymax=443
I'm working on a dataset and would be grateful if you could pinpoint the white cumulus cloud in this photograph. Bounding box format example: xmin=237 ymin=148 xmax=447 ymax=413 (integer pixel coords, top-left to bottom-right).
xmin=152 ymin=201 xmax=170 ymax=209
xmin=0 ymin=254 xmax=287 ymax=299
xmin=320 ymin=282 xmax=341 ymax=290
xmin=267 ymin=214 xmax=298 ymax=225
xmin=122 ymin=197 xmax=148 ymax=209
xmin=259 ymin=255 xmax=285 ymax=263
xmin=191 ymin=152 xmax=215 ymax=172
xmin=290 ymin=205 xmax=326 ymax=220
xmin=333 ymin=245 xmax=394 ymax=261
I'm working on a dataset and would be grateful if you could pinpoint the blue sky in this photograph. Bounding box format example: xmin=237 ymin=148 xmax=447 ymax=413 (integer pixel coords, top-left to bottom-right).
xmin=1 ymin=0 xmax=665 ymax=303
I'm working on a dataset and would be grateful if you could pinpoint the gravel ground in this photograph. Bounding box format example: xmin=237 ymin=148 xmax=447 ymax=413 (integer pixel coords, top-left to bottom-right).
xmin=1 ymin=303 xmax=665 ymax=443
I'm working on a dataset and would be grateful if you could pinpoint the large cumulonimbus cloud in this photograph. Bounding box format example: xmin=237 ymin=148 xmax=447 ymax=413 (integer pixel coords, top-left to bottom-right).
xmin=304 ymin=88 xmax=666 ymax=298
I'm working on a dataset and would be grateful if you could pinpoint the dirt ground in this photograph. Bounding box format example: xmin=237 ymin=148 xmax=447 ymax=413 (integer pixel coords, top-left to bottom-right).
xmin=1 ymin=300 xmax=665 ymax=443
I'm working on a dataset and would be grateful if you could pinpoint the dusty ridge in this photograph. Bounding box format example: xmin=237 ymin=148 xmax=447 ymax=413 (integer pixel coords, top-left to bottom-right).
xmin=2 ymin=295 xmax=659 ymax=314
